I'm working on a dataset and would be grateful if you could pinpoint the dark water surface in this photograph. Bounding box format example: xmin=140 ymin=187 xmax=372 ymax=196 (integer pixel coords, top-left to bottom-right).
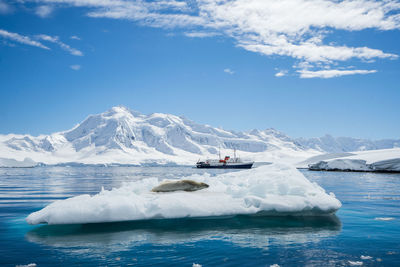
xmin=0 ymin=167 xmax=399 ymax=266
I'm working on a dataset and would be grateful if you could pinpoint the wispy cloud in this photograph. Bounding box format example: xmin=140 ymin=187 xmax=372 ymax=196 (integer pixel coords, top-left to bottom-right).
xmin=70 ymin=35 xmax=81 ymax=40
xmin=0 ymin=29 xmax=83 ymax=56
xmin=275 ymin=70 xmax=288 ymax=77
xmin=0 ymin=29 xmax=49 ymax=49
xmin=224 ymin=68 xmax=235 ymax=75
xmin=27 ymin=0 xmax=400 ymax=78
xmin=298 ymin=69 xmax=377 ymax=79
xmin=184 ymin=31 xmax=219 ymax=38
xmin=70 ymin=64 xmax=81 ymax=70
xmin=37 ymin=34 xmax=83 ymax=56
xmin=239 ymin=42 xmax=397 ymax=63
xmin=35 ymin=5 xmax=53 ymax=18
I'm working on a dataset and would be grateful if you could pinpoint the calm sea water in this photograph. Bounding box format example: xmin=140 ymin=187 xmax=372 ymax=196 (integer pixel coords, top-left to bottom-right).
xmin=0 ymin=166 xmax=399 ymax=266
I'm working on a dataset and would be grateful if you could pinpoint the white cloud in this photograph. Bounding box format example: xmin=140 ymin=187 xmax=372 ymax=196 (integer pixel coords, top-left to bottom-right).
xmin=224 ymin=68 xmax=234 ymax=74
xmin=199 ymin=0 xmax=399 ymax=64
xmin=1 ymin=29 xmax=83 ymax=56
xmin=147 ymin=0 xmax=190 ymax=11
xmin=37 ymin=34 xmax=83 ymax=56
xmin=298 ymin=69 xmax=377 ymax=79
xmin=31 ymin=0 xmax=205 ymax=28
xmin=28 ymin=0 xmax=400 ymax=78
xmin=0 ymin=29 xmax=49 ymax=49
xmin=70 ymin=64 xmax=81 ymax=70
xmin=239 ymin=42 xmax=397 ymax=63
xmin=70 ymin=35 xmax=81 ymax=40
xmin=275 ymin=70 xmax=287 ymax=77
xmin=184 ymin=31 xmax=219 ymax=38
xmin=35 ymin=5 xmax=53 ymax=18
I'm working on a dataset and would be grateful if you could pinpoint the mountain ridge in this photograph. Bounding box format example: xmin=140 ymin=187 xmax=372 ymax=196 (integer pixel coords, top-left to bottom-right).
xmin=0 ymin=106 xmax=399 ymax=166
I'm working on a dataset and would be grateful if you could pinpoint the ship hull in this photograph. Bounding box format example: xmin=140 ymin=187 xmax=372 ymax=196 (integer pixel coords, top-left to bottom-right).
xmin=196 ymin=163 xmax=253 ymax=169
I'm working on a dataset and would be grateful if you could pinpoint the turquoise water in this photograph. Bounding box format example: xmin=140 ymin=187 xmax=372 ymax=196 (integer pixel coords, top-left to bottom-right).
xmin=0 ymin=167 xmax=399 ymax=266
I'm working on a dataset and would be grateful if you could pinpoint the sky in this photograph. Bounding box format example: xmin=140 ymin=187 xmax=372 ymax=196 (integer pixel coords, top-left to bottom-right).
xmin=0 ymin=0 xmax=399 ymax=139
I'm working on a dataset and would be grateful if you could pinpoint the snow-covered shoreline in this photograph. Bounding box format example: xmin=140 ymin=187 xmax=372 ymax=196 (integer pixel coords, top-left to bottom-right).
xmin=306 ymin=148 xmax=400 ymax=173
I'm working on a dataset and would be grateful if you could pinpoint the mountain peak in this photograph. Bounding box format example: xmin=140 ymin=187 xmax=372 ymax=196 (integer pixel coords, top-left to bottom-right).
xmin=105 ymin=106 xmax=141 ymax=118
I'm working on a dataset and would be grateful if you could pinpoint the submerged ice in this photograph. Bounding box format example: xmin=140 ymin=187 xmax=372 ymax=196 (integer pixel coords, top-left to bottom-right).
xmin=26 ymin=164 xmax=341 ymax=225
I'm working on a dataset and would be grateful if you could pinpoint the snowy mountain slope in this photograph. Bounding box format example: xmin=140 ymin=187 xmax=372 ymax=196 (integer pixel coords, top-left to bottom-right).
xmin=295 ymin=135 xmax=400 ymax=153
xmin=0 ymin=106 xmax=318 ymax=166
xmin=1 ymin=106 xmax=399 ymax=166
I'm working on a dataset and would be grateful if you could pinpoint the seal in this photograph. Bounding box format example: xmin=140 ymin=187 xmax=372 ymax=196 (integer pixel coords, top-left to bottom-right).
xmin=151 ymin=180 xmax=209 ymax=192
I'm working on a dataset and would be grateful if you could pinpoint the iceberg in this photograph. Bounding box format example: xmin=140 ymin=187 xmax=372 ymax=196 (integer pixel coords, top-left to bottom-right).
xmin=26 ymin=163 xmax=341 ymax=225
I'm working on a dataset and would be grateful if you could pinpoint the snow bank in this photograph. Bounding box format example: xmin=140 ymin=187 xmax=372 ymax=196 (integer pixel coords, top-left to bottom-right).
xmin=296 ymin=152 xmax=355 ymax=168
xmin=308 ymin=148 xmax=400 ymax=172
xmin=309 ymin=159 xmax=371 ymax=172
xmin=0 ymin=157 xmax=37 ymax=168
xmin=26 ymin=163 xmax=341 ymax=225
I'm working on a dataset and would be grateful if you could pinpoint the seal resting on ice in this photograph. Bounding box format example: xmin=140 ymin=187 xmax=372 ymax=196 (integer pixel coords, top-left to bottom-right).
xmin=151 ymin=180 xmax=209 ymax=192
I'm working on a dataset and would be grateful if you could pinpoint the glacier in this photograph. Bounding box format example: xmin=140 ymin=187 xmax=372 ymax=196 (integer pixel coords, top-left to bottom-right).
xmin=26 ymin=163 xmax=342 ymax=225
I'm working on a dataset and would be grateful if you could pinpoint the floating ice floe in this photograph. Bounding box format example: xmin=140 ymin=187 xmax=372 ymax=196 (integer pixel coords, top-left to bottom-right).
xmin=374 ymin=217 xmax=395 ymax=221
xmin=348 ymin=261 xmax=363 ymax=266
xmin=360 ymin=255 xmax=372 ymax=260
xmin=26 ymin=163 xmax=341 ymax=225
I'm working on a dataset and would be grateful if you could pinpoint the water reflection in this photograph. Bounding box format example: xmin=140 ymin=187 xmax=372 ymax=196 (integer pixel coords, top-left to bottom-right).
xmin=26 ymin=215 xmax=341 ymax=255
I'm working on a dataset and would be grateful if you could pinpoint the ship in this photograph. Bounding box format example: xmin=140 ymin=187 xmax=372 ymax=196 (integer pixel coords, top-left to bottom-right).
xmin=196 ymin=149 xmax=254 ymax=169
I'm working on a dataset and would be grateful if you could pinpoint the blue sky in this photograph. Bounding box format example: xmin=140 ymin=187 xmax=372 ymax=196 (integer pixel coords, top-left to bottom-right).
xmin=1 ymin=0 xmax=399 ymax=139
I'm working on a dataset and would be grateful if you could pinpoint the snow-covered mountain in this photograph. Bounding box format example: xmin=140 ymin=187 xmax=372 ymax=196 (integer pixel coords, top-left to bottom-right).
xmin=0 ymin=106 xmax=398 ymax=166
xmin=0 ymin=106 xmax=315 ymax=166
xmin=295 ymin=135 xmax=400 ymax=153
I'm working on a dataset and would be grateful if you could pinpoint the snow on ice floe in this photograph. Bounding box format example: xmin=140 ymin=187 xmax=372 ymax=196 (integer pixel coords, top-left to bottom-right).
xmin=26 ymin=163 xmax=341 ymax=225
xmin=307 ymin=148 xmax=400 ymax=172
